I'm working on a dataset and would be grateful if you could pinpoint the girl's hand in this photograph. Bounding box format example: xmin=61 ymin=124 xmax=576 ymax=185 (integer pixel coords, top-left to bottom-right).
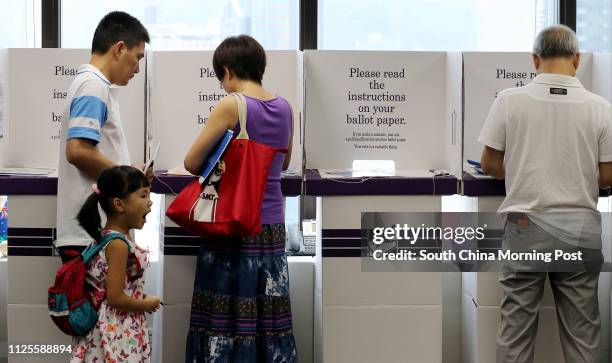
xmin=143 ymin=295 xmax=161 ymax=312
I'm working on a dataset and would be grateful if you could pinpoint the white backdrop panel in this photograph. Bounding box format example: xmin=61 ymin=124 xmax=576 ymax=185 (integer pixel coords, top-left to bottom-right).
xmin=305 ymin=51 xmax=448 ymax=170
xmin=593 ymin=53 xmax=611 ymax=103
xmin=149 ymin=50 xmax=303 ymax=172
xmin=462 ymin=52 xmax=593 ymax=165
xmin=1 ymin=48 xmax=145 ymax=168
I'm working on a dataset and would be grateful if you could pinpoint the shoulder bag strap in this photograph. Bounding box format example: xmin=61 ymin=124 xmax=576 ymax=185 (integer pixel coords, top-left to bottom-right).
xmin=231 ymin=92 xmax=249 ymax=140
xmin=82 ymin=232 xmax=131 ymax=264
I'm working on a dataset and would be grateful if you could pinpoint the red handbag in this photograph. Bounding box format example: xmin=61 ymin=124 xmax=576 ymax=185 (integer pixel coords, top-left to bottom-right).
xmin=166 ymin=93 xmax=283 ymax=237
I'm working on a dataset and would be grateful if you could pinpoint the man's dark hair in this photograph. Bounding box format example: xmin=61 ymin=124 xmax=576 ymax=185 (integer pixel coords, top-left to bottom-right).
xmin=91 ymin=11 xmax=150 ymax=55
xmin=213 ymin=35 xmax=266 ymax=84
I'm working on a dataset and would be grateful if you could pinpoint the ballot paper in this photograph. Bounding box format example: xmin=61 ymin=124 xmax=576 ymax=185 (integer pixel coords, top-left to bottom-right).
xmin=143 ymin=142 xmax=161 ymax=172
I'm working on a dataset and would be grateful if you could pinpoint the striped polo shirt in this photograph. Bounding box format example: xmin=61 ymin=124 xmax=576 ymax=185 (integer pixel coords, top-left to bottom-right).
xmin=55 ymin=64 xmax=131 ymax=248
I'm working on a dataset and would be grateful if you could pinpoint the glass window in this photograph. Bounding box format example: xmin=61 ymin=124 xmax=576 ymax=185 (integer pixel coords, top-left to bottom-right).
xmin=577 ymin=0 xmax=612 ymax=52
xmin=319 ymin=0 xmax=559 ymax=51
xmin=0 ymin=0 xmax=40 ymax=48
xmin=61 ymin=0 xmax=299 ymax=50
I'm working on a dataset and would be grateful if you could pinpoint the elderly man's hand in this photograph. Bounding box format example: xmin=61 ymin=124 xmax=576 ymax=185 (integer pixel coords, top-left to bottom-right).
xmin=481 ymin=146 xmax=505 ymax=180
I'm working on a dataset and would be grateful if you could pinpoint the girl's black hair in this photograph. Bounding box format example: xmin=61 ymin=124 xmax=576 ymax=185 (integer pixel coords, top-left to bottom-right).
xmin=77 ymin=165 xmax=149 ymax=241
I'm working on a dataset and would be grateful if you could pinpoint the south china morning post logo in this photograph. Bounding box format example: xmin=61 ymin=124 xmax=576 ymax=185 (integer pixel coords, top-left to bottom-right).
xmin=361 ymin=212 xmax=591 ymax=270
xmin=369 ymin=223 xmax=584 ymax=263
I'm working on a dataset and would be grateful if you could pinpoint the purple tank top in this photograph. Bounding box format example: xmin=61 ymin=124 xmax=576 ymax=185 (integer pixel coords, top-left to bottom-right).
xmin=233 ymin=94 xmax=292 ymax=225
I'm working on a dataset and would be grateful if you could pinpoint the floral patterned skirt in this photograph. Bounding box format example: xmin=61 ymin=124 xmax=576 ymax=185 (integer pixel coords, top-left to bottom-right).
xmin=185 ymin=224 xmax=298 ymax=363
xmin=70 ymin=302 xmax=150 ymax=363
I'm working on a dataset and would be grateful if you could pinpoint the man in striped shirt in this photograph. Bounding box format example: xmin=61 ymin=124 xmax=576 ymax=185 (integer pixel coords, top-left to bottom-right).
xmin=55 ymin=11 xmax=151 ymax=261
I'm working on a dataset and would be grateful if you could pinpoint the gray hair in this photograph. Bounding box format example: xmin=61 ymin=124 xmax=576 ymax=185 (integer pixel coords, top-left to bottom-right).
xmin=533 ymin=24 xmax=579 ymax=58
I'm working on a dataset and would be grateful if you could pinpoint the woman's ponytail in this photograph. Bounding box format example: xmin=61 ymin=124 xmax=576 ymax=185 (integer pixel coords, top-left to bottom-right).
xmin=77 ymin=192 xmax=102 ymax=241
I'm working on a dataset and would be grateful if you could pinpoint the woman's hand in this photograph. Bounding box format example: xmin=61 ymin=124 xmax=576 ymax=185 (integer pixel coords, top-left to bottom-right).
xmin=142 ymin=295 xmax=162 ymax=312
xmin=184 ymin=95 xmax=238 ymax=175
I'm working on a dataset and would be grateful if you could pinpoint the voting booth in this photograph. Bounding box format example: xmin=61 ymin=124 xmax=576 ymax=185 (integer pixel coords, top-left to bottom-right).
xmin=147 ymin=50 xmax=302 ymax=173
xmin=0 ymin=48 xmax=144 ymax=168
xmin=304 ymin=50 xmax=462 ymax=363
xmin=461 ymin=51 xmax=611 ymax=363
xmin=0 ymin=47 xmax=609 ymax=362
xmin=0 ymin=48 xmax=147 ymax=363
xmin=146 ymin=50 xmax=312 ymax=363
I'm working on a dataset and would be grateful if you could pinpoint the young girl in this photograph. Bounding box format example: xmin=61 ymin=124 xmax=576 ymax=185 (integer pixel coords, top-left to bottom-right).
xmin=71 ymin=166 xmax=161 ymax=363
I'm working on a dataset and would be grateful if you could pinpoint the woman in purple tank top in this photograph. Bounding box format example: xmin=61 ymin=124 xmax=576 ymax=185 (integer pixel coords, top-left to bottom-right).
xmin=183 ymin=35 xmax=298 ymax=363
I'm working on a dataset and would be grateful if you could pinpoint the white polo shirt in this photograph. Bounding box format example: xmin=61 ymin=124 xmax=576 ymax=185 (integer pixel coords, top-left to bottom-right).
xmin=55 ymin=64 xmax=131 ymax=248
xmin=479 ymin=73 xmax=612 ymax=247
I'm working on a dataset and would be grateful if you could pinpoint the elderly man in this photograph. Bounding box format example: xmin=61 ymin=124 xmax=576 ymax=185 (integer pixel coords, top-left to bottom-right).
xmin=479 ymin=25 xmax=612 ymax=363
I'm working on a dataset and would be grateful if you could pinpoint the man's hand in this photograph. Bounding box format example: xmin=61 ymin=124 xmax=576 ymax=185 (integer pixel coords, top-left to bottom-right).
xmin=481 ymin=146 xmax=505 ymax=180
xmin=133 ymin=163 xmax=154 ymax=184
xmin=600 ymin=162 xmax=612 ymax=188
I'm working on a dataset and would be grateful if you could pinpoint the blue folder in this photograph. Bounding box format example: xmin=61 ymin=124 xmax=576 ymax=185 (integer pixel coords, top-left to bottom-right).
xmin=199 ymin=129 xmax=234 ymax=182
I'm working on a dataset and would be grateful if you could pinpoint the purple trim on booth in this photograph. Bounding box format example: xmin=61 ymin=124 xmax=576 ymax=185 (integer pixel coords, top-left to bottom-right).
xmin=161 ymin=227 xmax=502 ymax=257
xmin=164 ymin=227 xmax=189 ymax=235
xmin=7 ymin=227 xmax=54 ymax=237
xmin=163 ymin=227 xmax=199 ymax=256
xmin=164 ymin=236 xmax=202 ymax=247
xmin=322 ymin=249 xmax=361 ymax=257
xmin=9 ymin=237 xmax=54 ymax=247
xmin=462 ymin=173 xmax=505 ymax=197
xmin=304 ymin=169 xmax=457 ymax=196
xmin=2 ymin=173 xmax=606 ymax=198
xmin=164 ymin=246 xmax=200 ymax=256
xmin=8 ymin=247 xmax=53 ymax=256
xmin=322 ymin=238 xmax=361 ymax=248
xmin=150 ymin=172 xmax=302 ymax=197
xmin=281 ymin=175 xmax=302 ymax=196
xmin=319 ymin=228 xmax=503 ymax=257
xmin=321 ymin=229 xmax=361 ymax=238
xmin=0 ymin=173 xmax=303 ymax=196
xmin=6 ymin=227 xmax=55 ymax=256
xmin=0 ymin=176 xmax=58 ymax=195
xmin=321 ymin=238 xmax=442 ymax=249
xmin=463 ymin=173 xmax=611 ymax=197
xmin=321 ymin=247 xmax=446 ymax=258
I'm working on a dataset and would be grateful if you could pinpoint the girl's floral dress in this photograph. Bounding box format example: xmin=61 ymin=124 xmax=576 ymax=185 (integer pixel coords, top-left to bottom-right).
xmin=71 ymin=230 xmax=151 ymax=363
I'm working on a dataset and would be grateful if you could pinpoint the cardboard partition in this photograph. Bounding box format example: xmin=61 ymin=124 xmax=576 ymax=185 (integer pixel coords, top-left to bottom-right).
xmin=148 ymin=50 xmax=303 ymax=173
xmin=462 ymin=52 xmax=593 ymax=166
xmin=593 ymin=52 xmax=611 ymax=103
xmin=304 ymin=51 xmax=459 ymax=173
xmin=0 ymin=48 xmax=145 ymax=168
